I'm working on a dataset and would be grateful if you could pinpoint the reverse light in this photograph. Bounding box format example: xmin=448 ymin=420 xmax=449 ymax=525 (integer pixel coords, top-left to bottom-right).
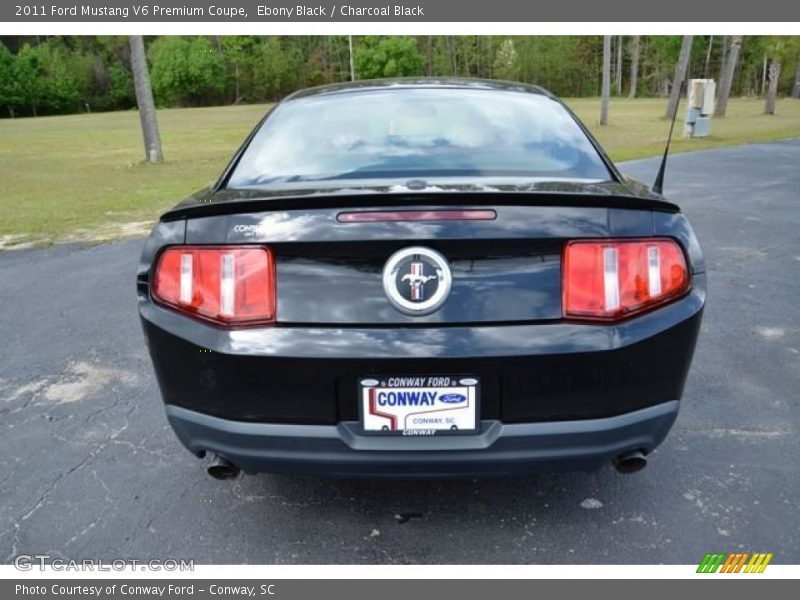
xmin=153 ymin=246 xmax=275 ymax=326
xmin=563 ymin=238 xmax=689 ymax=321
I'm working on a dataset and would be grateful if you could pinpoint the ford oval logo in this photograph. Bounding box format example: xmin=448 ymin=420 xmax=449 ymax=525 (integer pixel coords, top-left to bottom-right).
xmin=439 ymin=393 xmax=466 ymax=404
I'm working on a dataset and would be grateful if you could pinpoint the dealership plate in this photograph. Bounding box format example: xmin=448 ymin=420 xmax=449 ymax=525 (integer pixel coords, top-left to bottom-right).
xmin=360 ymin=376 xmax=479 ymax=436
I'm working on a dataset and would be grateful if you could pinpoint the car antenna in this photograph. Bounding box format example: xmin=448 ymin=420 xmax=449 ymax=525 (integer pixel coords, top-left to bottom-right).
xmin=652 ymin=80 xmax=685 ymax=195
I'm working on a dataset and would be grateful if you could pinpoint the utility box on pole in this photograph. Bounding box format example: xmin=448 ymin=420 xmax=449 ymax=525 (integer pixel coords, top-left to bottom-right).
xmin=684 ymin=79 xmax=716 ymax=138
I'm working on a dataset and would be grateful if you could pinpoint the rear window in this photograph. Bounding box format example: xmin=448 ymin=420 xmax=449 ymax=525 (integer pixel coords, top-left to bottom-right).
xmin=227 ymin=88 xmax=612 ymax=187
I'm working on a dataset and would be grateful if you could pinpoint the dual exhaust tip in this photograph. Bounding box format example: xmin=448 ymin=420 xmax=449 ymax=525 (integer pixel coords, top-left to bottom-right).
xmin=613 ymin=449 xmax=648 ymax=474
xmin=206 ymin=454 xmax=241 ymax=480
xmin=203 ymin=450 xmax=647 ymax=479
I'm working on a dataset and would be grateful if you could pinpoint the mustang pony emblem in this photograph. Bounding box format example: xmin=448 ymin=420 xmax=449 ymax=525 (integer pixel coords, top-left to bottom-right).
xmin=382 ymin=246 xmax=452 ymax=315
xmin=402 ymin=262 xmax=437 ymax=300
xmin=401 ymin=272 xmax=437 ymax=286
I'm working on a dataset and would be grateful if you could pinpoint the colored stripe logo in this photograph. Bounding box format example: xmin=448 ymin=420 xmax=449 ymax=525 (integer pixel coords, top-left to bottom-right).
xmin=697 ymin=552 xmax=773 ymax=573
xmin=411 ymin=262 xmax=423 ymax=300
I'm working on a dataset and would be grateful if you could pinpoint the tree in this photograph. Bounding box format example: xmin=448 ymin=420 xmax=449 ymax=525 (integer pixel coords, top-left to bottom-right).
xmin=715 ymin=35 xmax=742 ymax=117
xmin=628 ymin=35 xmax=640 ymax=98
xmin=512 ymin=36 xmax=592 ymax=95
xmin=219 ymin=36 xmax=258 ymax=103
xmin=348 ymin=35 xmax=355 ymax=81
xmin=665 ymin=36 xmax=693 ymax=119
xmin=129 ymin=35 xmax=163 ymax=163
xmin=4 ymin=34 xmax=800 ymax=119
xmin=0 ymin=42 xmax=21 ymax=117
xmin=600 ymin=35 xmax=611 ymax=125
xmin=764 ymin=60 xmax=781 ymax=114
xmin=14 ymin=43 xmax=46 ymax=116
xmin=354 ymin=36 xmax=424 ymax=79
xmin=43 ymin=42 xmax=80 ymax=113
xmin=703 ymin=35 xmax=714 ymax=78
xmin=104 ymin=63 xmax=135 ymax=109
xmin=148 ymin=36 xmax=226 ymax=105
xmin=718 ymin=36 xmax=729 ymax=86
xmin=493 ymin=38 xmax=517 ymax=80
xmin=252 ymin=37 xmax=303 ymax=101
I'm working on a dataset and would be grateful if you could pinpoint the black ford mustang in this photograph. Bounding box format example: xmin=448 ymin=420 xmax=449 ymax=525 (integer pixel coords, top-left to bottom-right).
xmin=137 ymin=79 xmax=705 ymax=479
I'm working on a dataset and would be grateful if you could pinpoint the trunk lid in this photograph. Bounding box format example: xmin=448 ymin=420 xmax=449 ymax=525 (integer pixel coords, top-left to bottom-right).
xmin=178 ymin=191 xmax=669 ymax=326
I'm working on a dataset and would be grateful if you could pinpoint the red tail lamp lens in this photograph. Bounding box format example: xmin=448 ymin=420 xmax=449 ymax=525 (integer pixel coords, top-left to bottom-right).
xmin=563 ymin=238 xmax=689 ymax=321
xmin=153 ymin=246 xmax=275 ymax=326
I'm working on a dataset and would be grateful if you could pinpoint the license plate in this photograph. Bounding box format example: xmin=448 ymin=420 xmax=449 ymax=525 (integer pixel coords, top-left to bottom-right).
xmin=359 ymin=376 xmax=479 ymax=436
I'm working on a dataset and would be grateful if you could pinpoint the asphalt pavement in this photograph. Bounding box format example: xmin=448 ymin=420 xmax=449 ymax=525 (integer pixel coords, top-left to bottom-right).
xmin=1 ymin=140 xmax=799 ymax=564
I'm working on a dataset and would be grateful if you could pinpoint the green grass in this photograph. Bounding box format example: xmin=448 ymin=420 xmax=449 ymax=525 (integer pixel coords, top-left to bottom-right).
xmin=1 ymin=97 xmax=799 ymax=246
xmin=568 ymin=97 xmax=800 ymax=162
xmin=0 ymin=103 xmax=271 ymax=246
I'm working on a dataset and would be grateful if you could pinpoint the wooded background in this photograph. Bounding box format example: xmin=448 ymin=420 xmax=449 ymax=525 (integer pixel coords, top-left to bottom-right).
xmin=1 ymin=35 xmax=799 ymax=118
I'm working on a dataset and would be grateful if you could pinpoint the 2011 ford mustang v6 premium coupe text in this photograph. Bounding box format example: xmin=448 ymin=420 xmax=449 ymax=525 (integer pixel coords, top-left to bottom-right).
xmin=137 ymin=79 xmax=705 ymax=479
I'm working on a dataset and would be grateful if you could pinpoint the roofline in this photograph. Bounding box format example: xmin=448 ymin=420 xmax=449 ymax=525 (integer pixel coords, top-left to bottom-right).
xmin=282 ymin=77 xmax=555 ymax=102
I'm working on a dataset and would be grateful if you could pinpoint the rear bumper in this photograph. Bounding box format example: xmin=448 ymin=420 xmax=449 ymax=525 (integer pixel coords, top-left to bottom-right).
xmin=139 ymin=278 xmax=705 ymax=425
xmin=166 ymin=400 xmax=680 ymax=478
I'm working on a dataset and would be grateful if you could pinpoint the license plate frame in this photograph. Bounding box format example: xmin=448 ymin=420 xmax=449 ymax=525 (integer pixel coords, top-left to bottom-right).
xmin=358 ymin=375 xmax=480 ymax=436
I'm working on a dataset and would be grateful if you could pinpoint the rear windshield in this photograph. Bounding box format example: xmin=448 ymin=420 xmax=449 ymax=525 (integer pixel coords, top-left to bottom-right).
xmin=227 ymin=88 xmax=612 ymax=187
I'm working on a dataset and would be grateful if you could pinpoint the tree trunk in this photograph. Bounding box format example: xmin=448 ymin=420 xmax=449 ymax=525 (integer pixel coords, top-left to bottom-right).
xmin=628 ymin=35 xmax=640 ymax=98
xmin=600 ymin=36 xmax=611 ymax=125
xmin=446 ymin=36 xmax=456 ymax=75
xmin=665 ymin=36 xmax=693 ymax=119
xmin=613 ymin=37 xmax=618 ymax=90
xmin=486 ymin=36 xmax=494 ymax=79
xmin=703 ymin=35 xmax=714 ymax=78
xmin=616 ymin=35 xmax=623 ymax=95
xmin=348 ymin=35 xmax=355 ymax=81
xmin=718 ymin=36 xmax=729 ymax=84
xmin=765 ymin=61 xmax=781 ymax=115
xmin=761 ymin=54 xmax=767 ymax=96
xmin=426 ymin=36 xmax=433 ymax=76
xmin=715 ymin=35 xmax=742 ymax=117
xmin=791 ymin=62 xmax=800 ymax=99
xmin=129 ymin=35 xmax=163 ymax=163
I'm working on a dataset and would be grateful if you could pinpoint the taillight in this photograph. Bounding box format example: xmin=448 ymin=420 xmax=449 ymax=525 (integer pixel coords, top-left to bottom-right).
xmin=152 ymin=246 xmax=275 ymax=326
xmin=563 ymin=238 xmax=689 ymax=321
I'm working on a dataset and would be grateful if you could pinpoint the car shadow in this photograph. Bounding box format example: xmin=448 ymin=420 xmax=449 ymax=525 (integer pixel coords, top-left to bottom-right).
xmin=225 ymin=465 xmax=639 ymax=525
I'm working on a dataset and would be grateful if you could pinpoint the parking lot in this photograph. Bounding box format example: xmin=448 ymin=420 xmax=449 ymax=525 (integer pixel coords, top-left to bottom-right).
xmin=1 ymin=140 xmax=799 ymax=564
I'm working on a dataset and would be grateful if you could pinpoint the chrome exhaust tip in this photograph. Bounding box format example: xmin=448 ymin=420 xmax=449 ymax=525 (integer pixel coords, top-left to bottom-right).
xmin=206 ymin=454 xmax=241 ymax=480
xmin=613 ymin=450 xmax=647 ymax=474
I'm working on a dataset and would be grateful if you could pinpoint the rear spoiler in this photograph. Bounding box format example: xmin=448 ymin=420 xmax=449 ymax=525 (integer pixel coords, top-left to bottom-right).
xmin=161 ymin=191 xmax=680 ymax=222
